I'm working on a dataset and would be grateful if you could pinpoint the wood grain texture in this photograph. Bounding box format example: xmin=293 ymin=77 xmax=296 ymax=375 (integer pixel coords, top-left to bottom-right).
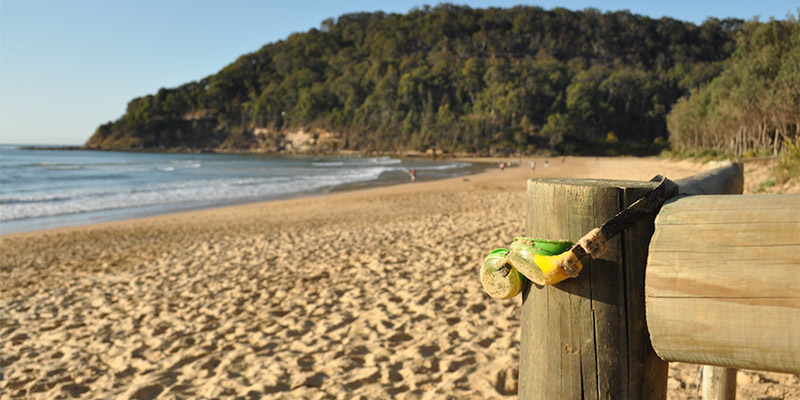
xmin=646 ymin=194 xmax=800 ymax=374
xmin=520 ymin=178 xmax=667 ymax=399
xmin=622 ymin=186 xmax=669 ymax=400
xmin=673 ymin=161 xmax=743 ymax=391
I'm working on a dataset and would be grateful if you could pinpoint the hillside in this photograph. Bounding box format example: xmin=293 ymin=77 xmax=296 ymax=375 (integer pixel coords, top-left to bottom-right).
xmin=668 ymin=17 xmax=799 ymax=157
xmin=85 ymin=4 xmax=743 ymax=155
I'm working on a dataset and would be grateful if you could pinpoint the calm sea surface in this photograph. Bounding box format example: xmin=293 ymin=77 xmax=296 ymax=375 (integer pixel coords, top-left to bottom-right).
xmin=0 ymin=145 xmax=478 ymax=234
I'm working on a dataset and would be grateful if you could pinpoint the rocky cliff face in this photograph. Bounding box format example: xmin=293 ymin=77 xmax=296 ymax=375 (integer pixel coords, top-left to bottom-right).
xmin=250 ymin=127 xmax=341 ymax=154
xmin=85 ymin=118 xmax=342 ymax=154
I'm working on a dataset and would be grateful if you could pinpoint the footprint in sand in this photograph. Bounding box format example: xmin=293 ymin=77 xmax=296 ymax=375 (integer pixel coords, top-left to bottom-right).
xmin=296 ymin=354 xmax=315 ymax=370
xmin=469 ymin=303 xmax=486 ymax=313
xmin=130 ymin=384 xmax=164 ymax=400
xmin=61 ymin=384 xmax=91 ymax=398
xmin=494 ymin=366 xmax=519 ymax=395
xmin=418 ymin=344 xmax=440 ymax=357
xmin=343 ymin=367 xmax=380 ymax=390
xmin=387 ymin=332 xmax=413 ymax=343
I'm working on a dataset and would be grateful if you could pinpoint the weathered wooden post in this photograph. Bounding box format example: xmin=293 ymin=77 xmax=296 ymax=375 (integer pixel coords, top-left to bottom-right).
xmin=520 ymin=178 xmax=668 ymax=399
xmin=519 ymin=162 xmax=745 ymax=399
xmin=702 ymin=367 xmax=738 ymax=400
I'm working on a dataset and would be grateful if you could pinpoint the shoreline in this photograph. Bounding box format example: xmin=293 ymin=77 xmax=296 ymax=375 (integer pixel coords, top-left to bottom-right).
xmin=3 ymin=156 xmax=797 ymax=399
xmin=10 ymin=143 xmax=490 ymax=158
xmin=0 ymin=155 xmax=491 ymax=236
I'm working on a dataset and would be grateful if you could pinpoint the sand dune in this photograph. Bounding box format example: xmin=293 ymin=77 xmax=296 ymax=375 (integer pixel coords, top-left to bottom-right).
xmin=2 ymin=156 xmax=797 ymax=399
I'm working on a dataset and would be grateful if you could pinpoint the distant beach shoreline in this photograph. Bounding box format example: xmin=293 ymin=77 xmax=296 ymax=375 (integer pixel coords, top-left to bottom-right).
xmin=11 ymin=143 xmax=492 ymax=158
xmin=0 ymin=147 xmax=490 ymax=235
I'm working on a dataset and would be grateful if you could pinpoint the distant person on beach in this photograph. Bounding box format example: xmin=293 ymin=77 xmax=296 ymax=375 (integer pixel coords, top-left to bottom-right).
xmin=544 ymin=160 xmax=549 ymax=168
xmin=407 ymin=168 xmax=416 ymax=183
xmin=499 ymin=162 xmax=505 ymax=171
xmin=529 ymin=160 xmax=535 ymax=170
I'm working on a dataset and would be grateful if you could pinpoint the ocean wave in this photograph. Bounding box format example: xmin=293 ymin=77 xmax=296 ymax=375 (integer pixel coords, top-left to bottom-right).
xmin=0 ymin=166 xmax=391 ymax=222
xmin=366 ymin=156 xmax=402 ymax=165
xmin=46 ymin=165 xmax=83 ymax=171
xmin=9 ymin=161 xmax=153 ymax=173
xmin=0 ymin=150 xmax=473 ymax=228
xmin=415 ymin=162 xmax=472 ymax=171
xmin=170 ymin=160 xmax=202 ymax=168
xmin=0 ymin=194 xmax=72 ymax=205
xmin=8 ymin=162 xmax=87 ymax=170
xmin=312 ymin=161 xmax=344 ymax=167
xmin=40 ymin=173 xmax=132 ymax=182
xmin=312 ymin=157 xmax=401 ymax=167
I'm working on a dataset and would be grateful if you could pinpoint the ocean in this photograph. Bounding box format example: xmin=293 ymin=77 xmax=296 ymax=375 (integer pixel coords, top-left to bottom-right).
xmin=0 ymin=145 xmax=478 ymax=234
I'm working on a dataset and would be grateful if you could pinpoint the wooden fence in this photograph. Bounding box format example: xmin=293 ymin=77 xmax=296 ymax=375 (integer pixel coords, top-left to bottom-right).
xmin=519 ymin=162 xmax=800 ymax=399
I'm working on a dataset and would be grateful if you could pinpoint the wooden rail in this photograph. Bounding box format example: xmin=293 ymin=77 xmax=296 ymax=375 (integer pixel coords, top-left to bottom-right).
xmin=646 ymin=194 xmax=800 ymax=374
xmin=674 ymin=160 xmax=743 ymax=195
xmin=673 ymin=161 xmax=744 ymax=398
xmin=519 ymin=162 xmax=749 ymax=399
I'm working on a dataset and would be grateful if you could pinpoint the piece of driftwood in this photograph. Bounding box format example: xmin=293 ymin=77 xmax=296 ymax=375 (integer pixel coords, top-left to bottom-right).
xmin=520 ymin=178 xmax=668 ymax=399
xmin=646 ymin=194 xmax=800 ymax=374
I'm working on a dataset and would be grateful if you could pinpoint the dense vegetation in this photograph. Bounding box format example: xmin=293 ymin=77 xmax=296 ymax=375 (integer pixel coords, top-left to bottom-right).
xmin=668 ymin=17 xmax=799 ymax=157
xmin=86 ymin=5 xmax=745 ymax=154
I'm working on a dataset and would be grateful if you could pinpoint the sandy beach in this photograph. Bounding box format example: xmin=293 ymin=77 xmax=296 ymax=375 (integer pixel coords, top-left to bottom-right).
xmin=2 ymin=156 xmax=798 ymax=399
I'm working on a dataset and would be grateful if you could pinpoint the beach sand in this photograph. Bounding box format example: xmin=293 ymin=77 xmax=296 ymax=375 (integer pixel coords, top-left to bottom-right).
xmin=2 ymin=156 xmax=798 ymax=399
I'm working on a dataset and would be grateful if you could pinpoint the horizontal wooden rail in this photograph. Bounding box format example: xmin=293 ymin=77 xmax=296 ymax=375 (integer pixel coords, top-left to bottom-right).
xmin=674 ymin=161 xmax=743 ymax=195
xmin=646 ymin=194 xmax=800 ymax=374
xmin=675 ymin=160 xmax=744 ymax=397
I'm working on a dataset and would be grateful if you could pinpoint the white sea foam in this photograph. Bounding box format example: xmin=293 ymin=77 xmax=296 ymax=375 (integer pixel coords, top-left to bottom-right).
xmin=416 ymin=162 xmax=471 ymax=171
xmin=366 ymin=156 xmax=402 ymax=165
xmin=0 ymin=166 xmax=391 ymax=221
xmin=0 ymin=149 xmax=472 ymax=232
xmin=170 ymin=160 xmax=202 ymax=168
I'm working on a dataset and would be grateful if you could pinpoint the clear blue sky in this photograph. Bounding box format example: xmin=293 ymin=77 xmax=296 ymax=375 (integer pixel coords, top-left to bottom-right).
xmin=1 ymin=0 xmax=797 ymax=145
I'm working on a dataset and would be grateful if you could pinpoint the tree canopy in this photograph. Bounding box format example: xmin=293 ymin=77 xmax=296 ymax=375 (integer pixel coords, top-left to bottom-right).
xmin=86 ymin=4 xmax=746 ymax=155
xmin=668 ymin=16 xmax=799 ymax=157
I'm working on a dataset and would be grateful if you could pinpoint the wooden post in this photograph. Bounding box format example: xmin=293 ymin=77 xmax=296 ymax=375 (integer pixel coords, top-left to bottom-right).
xmin=702 ymin=366 xmax=737 ymax=400
xmin=520 ymin=178 xmax=668 ymax=399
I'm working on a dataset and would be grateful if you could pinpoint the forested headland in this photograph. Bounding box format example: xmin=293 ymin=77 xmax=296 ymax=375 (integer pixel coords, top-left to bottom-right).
xmin=84 ymin=4 xmax=796 ymax=157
